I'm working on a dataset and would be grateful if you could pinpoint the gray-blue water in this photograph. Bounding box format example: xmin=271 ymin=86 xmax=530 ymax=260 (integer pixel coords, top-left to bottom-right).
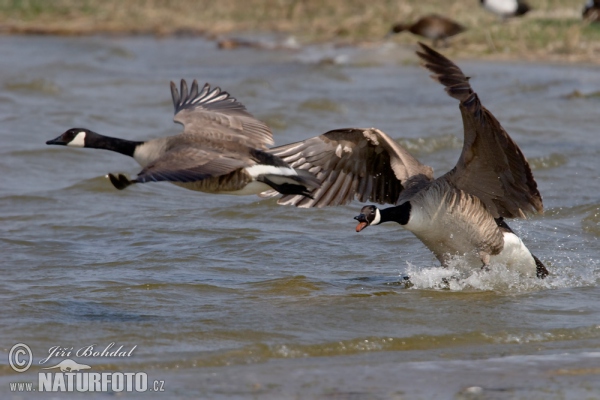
xmin=1 ymin=35 xmax=599 ymax=399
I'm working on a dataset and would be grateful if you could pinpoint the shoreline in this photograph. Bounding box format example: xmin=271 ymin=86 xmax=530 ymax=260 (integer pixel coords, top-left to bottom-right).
xmin=1 ymin=0 xmax=599 ymax=64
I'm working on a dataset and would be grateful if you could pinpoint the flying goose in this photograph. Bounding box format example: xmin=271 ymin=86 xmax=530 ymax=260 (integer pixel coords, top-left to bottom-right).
xmin=480 ymin=0 xmax=531 ymax=19
xmin=267 ymin=43 xmax=548 ymax=278
xmin=46 ymin=80 xmax=319 ymax=197
xmin=387 ymin=14 xmax=466 ymax=48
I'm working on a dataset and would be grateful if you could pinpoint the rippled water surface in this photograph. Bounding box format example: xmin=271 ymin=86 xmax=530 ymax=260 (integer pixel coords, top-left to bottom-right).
xmin=1 ymin=35 xmax=600 ymax=399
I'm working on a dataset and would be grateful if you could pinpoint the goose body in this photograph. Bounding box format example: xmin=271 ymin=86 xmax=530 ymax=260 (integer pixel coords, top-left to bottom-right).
xmin=480 ymin=0 xmax=531 ymax=18
xmin=388 ymin=14 xmax=466 ymax=47
xmin=357 ymin=184 xmax=541 ymax=276
xmin=268 ymin=43 xmax=547 ymax=278
xmin=47 ymin=81 xmax=318 ymax=198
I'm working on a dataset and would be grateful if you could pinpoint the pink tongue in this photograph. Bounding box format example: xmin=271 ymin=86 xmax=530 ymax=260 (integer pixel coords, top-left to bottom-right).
xmin=356 ymin=221 xmax=368 ymax=232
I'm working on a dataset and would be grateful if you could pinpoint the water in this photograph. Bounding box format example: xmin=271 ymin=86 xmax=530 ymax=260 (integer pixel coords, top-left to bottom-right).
xmin=1 ymin=35 xmax=599 ymax=399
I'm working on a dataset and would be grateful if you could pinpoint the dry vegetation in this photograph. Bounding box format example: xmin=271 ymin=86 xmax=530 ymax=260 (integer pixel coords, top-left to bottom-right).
xmin=0 ymin=0 xmax=599 ymax=63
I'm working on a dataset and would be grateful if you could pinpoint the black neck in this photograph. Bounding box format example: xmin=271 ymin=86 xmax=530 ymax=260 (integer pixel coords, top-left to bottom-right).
xmin=380 ymin=202 xmax=412 ymax=225
xmin=86 ymin=132 xmax=144 ymax=158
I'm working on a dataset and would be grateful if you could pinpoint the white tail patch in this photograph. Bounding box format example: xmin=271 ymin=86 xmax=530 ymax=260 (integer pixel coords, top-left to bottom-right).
xmin=490 ymin=232 xmax=536 ymax=276
xmin=67 ymin=131 xmax=87 ymax=148
xmin=245 ymin=165 xmax=297 ymax=178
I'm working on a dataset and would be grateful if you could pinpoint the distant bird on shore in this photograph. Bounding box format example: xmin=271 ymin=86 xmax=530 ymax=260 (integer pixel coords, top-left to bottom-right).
xmin=386 ymin=14 xmax=466 ymax=47
xmin=583 ymin=0 xmax=600 ymax=22
xmin=480 ymin=0 xmax=531 ymax=19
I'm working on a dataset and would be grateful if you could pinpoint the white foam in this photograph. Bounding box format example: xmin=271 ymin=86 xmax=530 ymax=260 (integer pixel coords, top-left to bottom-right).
xmin=400 ymin=251 xmax=600 ymax=292
xmin=402 ymin=261 xmax=540 ymax=292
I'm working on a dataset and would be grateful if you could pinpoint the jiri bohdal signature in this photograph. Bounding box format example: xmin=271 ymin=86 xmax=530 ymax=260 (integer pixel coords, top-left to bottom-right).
xmin=39 ymin=343 xmax=137 ymax=364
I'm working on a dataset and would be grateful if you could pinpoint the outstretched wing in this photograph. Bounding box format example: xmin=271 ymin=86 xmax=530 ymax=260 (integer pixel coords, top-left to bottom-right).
xmin=416 ymin=42 xmax=543 ymax=218
xmin=171 ymin=80 xmax=273 ymax=150
xmin=267 ymin=127 xmax=433 ymax=208
xmin=134 ymin=146 xmax=247 ymax=184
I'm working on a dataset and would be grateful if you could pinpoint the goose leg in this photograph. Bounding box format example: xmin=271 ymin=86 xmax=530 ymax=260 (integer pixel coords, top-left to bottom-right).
xmin=479 ymin=251 xmax=491 ymax=272
xmin=108 ymin=173 xmax=135 ymax=190
xmin=533 ymin=254 xmax=549 ymax=279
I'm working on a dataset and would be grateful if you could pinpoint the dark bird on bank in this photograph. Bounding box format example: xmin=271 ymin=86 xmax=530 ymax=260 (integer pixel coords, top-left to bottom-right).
xmin=480 ymin=0 xmax=531 ymax=18
xmin=46 ymin=81 xmax=319 ymax=198
xmin=267 ymin=43 xmax=548 ymax=278
xmin=583 ymin=0 xmax=600 ymax=22
xmin=387 ymin=14 xmax=466 ymax=47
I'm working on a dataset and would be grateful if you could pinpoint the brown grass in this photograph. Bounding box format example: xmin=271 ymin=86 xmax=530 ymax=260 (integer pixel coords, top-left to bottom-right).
xmin=0 ymin=0 xmax=599 ymax=63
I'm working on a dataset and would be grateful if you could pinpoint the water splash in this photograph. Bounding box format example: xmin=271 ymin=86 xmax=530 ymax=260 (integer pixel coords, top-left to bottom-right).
xmin=402 ymin=255 xmax=600 ymax=292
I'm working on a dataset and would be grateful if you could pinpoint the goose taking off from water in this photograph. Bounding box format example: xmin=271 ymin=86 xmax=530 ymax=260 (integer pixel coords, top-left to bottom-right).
xmin=268 ymin=43 xmax=548 ymax=278
xmin=387 ymin=14 xmax=466 ymax=47
xmin=47 ymin=81 xmax=319 ymax=198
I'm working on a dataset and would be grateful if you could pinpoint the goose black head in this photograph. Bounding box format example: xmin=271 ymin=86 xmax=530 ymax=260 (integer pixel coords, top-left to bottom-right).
xmin=354 ymin=205 xmax=382 ymax=232
xmin=46 ymin=128 xmax=91 ymax=147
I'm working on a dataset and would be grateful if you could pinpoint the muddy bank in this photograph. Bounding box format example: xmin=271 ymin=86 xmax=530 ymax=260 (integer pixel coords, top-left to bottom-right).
xmin=0 ymin=0 xmax=599 ymax=64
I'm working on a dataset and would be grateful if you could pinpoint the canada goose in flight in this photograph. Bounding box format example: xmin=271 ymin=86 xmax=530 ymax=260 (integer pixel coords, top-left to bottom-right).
xmin=583 ymin=0 xmax=600 ymax=22
xmin=387 ymin=14 xmax=466 ymax=47
xmin=46 ymin=80 xmax=319 ymax=198
xmin=480 ymin=0 xmax=531 ymax=19
xmin=268 ymin=43 xmax=548 ymax=278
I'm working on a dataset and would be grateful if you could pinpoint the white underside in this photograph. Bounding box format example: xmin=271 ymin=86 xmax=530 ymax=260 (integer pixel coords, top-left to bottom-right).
xmin=435 ymin=232 xmax=537 ymax=276
xmin=404 ymin=206 xmax=536 ymax=275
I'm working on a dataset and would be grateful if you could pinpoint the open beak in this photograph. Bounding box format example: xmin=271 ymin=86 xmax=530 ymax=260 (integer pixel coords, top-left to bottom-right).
xmin=354 ymin=214 xmax=369 ymax=232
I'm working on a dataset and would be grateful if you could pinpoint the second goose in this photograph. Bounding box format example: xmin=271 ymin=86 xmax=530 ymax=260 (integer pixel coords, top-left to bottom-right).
xmin=268 ymin=43 xmax=548 ymax=278
xmin=46 ymin=81 xmax=319 ymax=198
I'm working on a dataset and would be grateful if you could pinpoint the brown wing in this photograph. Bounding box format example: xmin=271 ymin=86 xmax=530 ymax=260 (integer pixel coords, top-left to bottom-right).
xmin=267 ymin=128 xmax=433 ymax=207
xmin=135 ymin=146 xmax=248 ymax=184
xmin=171 ymin=80 xmax=273 ymax=150
xmin=416 ymin=42 xmax=543 ymax=219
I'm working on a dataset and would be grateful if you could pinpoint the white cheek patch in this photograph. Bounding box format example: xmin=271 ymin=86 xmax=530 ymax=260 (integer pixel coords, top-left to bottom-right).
xmin=245 ymin=165 xmax=297 ymax=178
xmin=67 ymin=131 xmax=87 ymax=147
xmin=371 ymin=208 xmax=381 ymax=225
